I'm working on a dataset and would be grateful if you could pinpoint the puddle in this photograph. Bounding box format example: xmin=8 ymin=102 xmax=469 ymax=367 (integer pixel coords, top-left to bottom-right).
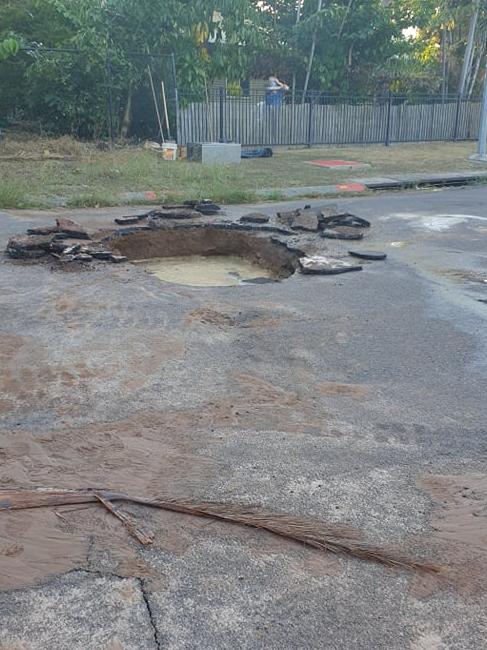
xmin=133 ymin=255 xmax=273 ymax=287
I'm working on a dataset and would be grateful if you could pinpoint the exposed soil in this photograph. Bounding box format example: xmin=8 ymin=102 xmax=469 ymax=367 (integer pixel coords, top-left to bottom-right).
xmin=187 ymin=308 xmax=237 ymax=328
xmin=108 ymin=227 xmax=301 ymax=279
xmin=0 ymin=330 xmax=184 ymax=416
xmin=0 ymin=370 xmax=336 ymax=590
xmin=186 ymin=306 xmax=281 ymax=329
xmin=410 ymin=473 xmax=487 ymax=597
xmin=0 ymin=410 xmax=216 ymax=590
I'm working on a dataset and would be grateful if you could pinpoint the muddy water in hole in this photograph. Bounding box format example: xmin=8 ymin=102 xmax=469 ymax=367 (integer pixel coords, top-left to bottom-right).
xmin=133 ymin=255 xmax=272 ymax=287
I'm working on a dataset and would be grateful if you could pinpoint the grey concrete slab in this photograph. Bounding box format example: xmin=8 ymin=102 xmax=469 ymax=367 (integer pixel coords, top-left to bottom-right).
xmin=0 ymin=571 xmax=157 ymax=650
xmin=257 ymin=184 xmax=344 ymax=197
xmin=351 ymin=169 xmax=487 ymax=189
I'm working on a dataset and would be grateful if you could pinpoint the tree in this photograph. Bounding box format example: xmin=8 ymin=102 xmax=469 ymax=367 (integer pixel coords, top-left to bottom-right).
xmin=3 ymin=0 xmax=484 ymax=139
xmin=393 ymin=0 xmax=487 ymax=97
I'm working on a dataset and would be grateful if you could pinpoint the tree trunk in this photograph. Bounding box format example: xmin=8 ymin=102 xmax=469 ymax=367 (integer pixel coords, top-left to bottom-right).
xmin=441 ymin=28 xmax=448 ymax=99
xmin=338 ymin=0 xmax=354 ymax=38
xmin=120 ymin=87 xmax=132 ymax=140
xmin=458 ymin=0 xmax=481 ymax=98
xmin=468 ymin=32 xmax=487 ymax=98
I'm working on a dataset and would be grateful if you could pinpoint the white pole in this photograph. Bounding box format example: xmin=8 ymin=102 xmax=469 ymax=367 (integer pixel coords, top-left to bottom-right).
xmin=477 ymin=58 xmax=487 ymax=157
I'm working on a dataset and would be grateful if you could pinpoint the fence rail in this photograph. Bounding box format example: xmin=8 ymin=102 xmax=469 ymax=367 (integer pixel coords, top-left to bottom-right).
xmin=177 ymin=92 xmax=482 ymax=147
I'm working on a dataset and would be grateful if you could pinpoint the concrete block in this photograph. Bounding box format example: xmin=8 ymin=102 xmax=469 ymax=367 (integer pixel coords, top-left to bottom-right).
xmin=187 ymin=142 xmax=241 ymax=164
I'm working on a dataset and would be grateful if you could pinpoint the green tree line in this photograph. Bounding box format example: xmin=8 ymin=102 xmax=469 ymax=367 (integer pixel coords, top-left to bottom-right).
xmin=1 ymin=0 xmax=487 ymax=138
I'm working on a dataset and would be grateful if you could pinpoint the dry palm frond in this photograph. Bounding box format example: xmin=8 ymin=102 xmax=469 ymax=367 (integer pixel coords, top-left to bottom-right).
xmin=0 ymin=488 xmax=439 ymax=574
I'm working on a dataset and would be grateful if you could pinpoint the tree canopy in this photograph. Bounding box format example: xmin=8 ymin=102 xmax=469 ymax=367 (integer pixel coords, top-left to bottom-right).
xmin=1 ymin=0 xmax=487 ymax=138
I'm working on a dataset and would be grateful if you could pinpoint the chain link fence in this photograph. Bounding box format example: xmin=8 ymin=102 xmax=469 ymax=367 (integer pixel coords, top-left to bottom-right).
xmin=0 ymin=47 xmax=178 ymax=142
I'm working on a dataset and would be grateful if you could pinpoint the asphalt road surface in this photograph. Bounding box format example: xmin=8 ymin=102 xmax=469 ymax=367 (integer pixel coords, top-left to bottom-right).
xmin=1 ymin=185 xmax=487 ymax=649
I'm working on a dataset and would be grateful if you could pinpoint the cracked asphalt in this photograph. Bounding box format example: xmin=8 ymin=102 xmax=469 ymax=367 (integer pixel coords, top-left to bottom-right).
xmin=1 ymin=185 xmax=487 ymax=649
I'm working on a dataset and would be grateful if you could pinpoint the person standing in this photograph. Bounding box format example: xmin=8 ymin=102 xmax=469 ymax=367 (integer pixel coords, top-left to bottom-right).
xmin=266 ymin=75 xmax=289 ymax=107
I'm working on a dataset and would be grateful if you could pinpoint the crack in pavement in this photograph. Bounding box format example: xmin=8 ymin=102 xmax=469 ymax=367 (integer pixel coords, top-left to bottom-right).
xmin=64 ymin=569 xmax=162 ymax=650
xmin=137 ymin=577 xmax=162 ymax=650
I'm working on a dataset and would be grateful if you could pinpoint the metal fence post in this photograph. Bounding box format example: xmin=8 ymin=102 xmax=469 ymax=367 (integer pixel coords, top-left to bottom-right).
xmin=429 ymin=97 xmax=436 ymax=141
xmin=307 ymin=94 xmax=314 ymax=148
xmin=453 ymin=94 xmax=462 ymax=141
xmin=170 ymin=52 xmax=179 ymax=143
xmin=105 ymin=51 xmax=114 ymax=146
xmin=385 ymin=92 xmax=392 ymax=147
xmin=219 ymin=86 xmax=225 ymax=142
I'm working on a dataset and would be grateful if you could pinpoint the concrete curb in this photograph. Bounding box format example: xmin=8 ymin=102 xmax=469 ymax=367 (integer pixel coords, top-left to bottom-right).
xmin=257 ymin=170 xmax=487 ymax=199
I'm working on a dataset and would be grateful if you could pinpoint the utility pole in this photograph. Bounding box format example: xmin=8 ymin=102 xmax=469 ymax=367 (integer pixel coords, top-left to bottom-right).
xmin=302 ymin=0 xmax=323 ymax=102
xmin=476 ymin=58 xmax=487 ymax=158
xmin=292 ymin=0 xmax=304 ymax=104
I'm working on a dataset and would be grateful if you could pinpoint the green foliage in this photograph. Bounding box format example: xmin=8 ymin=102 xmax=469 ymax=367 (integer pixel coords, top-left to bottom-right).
xmin=1 ymin=0 xmax=486 ymax=138
xmin=0 ymin=37 xmax=19 ymax=60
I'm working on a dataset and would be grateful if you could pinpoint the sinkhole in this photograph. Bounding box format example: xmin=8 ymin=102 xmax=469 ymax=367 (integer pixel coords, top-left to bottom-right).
xmin=108 ymin=226 xmax=301 ymax=287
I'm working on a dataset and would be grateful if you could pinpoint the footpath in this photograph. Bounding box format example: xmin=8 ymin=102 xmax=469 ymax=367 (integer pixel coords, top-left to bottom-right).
xmin=257 ymin=169 xmax=487 ymax=198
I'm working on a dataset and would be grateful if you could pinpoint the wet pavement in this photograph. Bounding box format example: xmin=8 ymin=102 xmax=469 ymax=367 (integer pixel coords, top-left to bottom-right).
xmin=1 ymin=186 xmax=487 ymax=649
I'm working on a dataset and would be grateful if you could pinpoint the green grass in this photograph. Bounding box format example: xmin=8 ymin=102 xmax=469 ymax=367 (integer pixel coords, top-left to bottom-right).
xmin=0 ymin=179 xmax=32 ymax=208
xmin=0 ymin=137 xmax=484 ymax=210
xmin=65 ymin=192 xmax=120 ymax=209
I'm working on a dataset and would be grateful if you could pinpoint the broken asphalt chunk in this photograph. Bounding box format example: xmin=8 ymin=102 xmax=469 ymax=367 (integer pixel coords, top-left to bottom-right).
xmin=6 ymin=234 xmax=50 ymax=259
xmin=90 ymin=250 xmax=113 ymax=260
xmin=150 ymin=208 xmax=201 ymax=220
xmin=321 ymin=213 xmax=370 ymax=228
xmin=321 ymin=228 xmax=364 ymax=241
xmin=349 ymin=250 xmax=387 ymax=261
xmin=239 ymin=213 xmax=270 ymax=224
xmin=72 ymin=253 xmax=93 ymax=262
xmin=47 ymin=240 xmax=81 ymax=254
xmin=290 ymin=210 xmax=320 ymax=232
xmin=26 ymin=225 xmax=59 ymax=236
xmin=163 ymin=201 xmax=221 ymax=216
xmin=55 ymin=217 xmax=91 ymax=240
xmin=114 ymin=214 xmax=149 ymax=225
xmin=276 ymin=209 xmax=299 ymax=227
xmin=62 ymin=244 xmax=82 ymax=255
xmin=300 ymin=255 xmax=362 ymax=275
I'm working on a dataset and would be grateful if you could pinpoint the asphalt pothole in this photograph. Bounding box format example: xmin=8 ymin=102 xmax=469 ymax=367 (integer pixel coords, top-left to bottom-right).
xmin=111 ymin=226 xmax=300 ymax=287
xmin=132 ymin=255 xmax=274 ymax=287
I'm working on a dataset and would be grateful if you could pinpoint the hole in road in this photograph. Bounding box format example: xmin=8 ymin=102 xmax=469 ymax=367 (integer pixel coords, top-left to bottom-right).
xmin=109 ymin=227 xmax=300 ymax=287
